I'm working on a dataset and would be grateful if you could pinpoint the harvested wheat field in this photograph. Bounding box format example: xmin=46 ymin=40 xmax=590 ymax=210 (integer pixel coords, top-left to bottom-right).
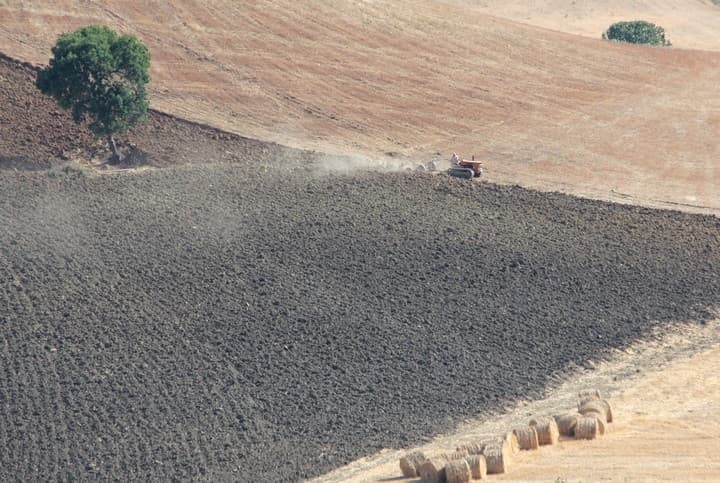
xmin=1 ymin=0 xmax=719 ymax=481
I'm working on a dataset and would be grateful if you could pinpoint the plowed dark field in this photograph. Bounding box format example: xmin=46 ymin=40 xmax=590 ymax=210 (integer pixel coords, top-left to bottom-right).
xmin=1 ymin=55 xmax=719 ymax=481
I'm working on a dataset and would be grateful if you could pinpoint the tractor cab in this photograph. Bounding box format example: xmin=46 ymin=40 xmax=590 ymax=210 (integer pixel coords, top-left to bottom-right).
xmin=448 ymin=155 xmax=483 ymax=179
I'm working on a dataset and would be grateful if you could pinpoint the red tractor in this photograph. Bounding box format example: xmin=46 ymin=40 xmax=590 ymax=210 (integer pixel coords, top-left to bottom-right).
xmin=448 ymin=154 xmax=483 ymax=179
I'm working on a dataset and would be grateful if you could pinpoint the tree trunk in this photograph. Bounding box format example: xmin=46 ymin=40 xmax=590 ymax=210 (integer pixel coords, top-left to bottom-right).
xmin=107 ymin=134 xmax=120 ymax=163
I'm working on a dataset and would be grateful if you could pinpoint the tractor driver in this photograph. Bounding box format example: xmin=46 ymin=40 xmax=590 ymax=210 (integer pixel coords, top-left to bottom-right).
xmin=450 ymin=152 xmax=460 ymax=166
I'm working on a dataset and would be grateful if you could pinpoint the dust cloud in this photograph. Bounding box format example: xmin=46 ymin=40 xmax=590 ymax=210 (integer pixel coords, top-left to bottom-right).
xmin=312 ymin=152 xmax=442 ymax=175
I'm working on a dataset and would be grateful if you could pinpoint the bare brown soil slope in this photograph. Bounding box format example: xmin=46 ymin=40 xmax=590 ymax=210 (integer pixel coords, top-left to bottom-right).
xmin=449 ymin=0 xmax=720 ymax=51
xmin=1 ymin=1 xmax=718 ymax=213
xmin=0 ymin=53 xmax=313 ymax=169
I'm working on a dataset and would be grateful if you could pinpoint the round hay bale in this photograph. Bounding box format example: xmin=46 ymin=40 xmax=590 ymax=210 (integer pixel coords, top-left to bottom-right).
xmin=399 ymin=451 xmax=426 ymax=478
xmin=575 ymin=416 xmax=601 ymax=440
xmin=456 ymin=442 xmax=485 ymax=455
xmin=445 ymin=459 xmax=471 ymax=483
xmin=501 ymin=431 xmax=520 ymax=456
xmin=464 ymin=455 xmax=487 ymax=480
xmin=454 ymin=449 xmax=470 ymax=459
xmin=529 ymin=417 xmax=560 ymax=445
xmin=483 ymin=442 xmax=509 ymax=475
xmin=578 ymin=389 xmax=601 ymax=402
xmin=604 ymin=400 xmax=614 ymax=423
xmin=581 ymin=409 xmax=605 ymax=422
xmin=419 ymin=456 xmax=449 ymax=483
xmin=580 ymin=412 xmax=609 ymax=435
xmin=553 ymin=413 xmax=580 ymax=437
xmin=596 ymin=416 xmax=607 ymax=435
xmin=588 ymin=398 xmax=614 ymax=423
xmin=514 ymin=426 xmax=539 ymax=450
xmin=579 ymin=399 xmax=613 ymax=423
xmin=443 ymin=449 xmax=469 ymax=460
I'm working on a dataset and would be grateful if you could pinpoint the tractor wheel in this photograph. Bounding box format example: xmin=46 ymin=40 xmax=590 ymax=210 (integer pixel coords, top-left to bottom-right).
xmin=448 ymin=167 xmax=474 ymax=179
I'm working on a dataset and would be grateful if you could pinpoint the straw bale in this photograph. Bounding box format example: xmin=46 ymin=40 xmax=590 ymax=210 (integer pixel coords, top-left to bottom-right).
xmin=450 ymin=449 xmax=469 ymax=460
xmin=605 ymin=400 xmax=614 ymax=423
xmin=553 ymin=413 xmax=580 ymax=437
xmin=441 ymin=449 xmax=469 ymax=461
xmin=464 ymin=454 xmax=487 ymax=480
xmin=482 ymin=442 xmax=509 ymax=474
xmin=502 ymin=431 xmax=520 ymax=456
xmin=575 ymin=416 xmax=600 ymax=440
xmin=576 ymin=412 xmax=607 ymax=435
xmin=399 ymin=451 xmax=426 ymax=478
xmin=582 ymin=409 xmax=605 ymax=422
xmin=419 ymin=456 xmax=449 ymax=483
xmin=468 ymin=433 xmax=518 ymax=456
xmin=514 ymin=425 xmax=539 ymax=450
xmin=596 ymin=416 xmax=607 ymax=435
xmin=577 ymin=389 xmax=601 ymax=403
xmin=445 ymin=459 xmax=472 ymax=483
xmin=456 ymin=442 xmax=485 ymax=455
xmin=529 ymin=416 xmax=560 ymax=445
xmin=591 ymin=398 xmax=614 ymax=423
xmin=579 ymin=399 xmax=612 ymax=423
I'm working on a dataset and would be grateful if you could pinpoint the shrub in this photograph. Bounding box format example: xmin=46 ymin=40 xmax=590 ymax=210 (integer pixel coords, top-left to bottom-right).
xmin=602 ymin=21 xmax=671 ymax=46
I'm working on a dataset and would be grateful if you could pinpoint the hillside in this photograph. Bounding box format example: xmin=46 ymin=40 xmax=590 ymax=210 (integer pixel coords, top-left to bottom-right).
xmin=2 ymin=53 xmax=720 ymax=479
xmin=1 ymin=0 xmax=718 ymax=212
xmin=450 ymin=0 xmax=720 ymax=51
xmin=0 ymin=53 xmax=311 ymax=170
xmin=2 ymin=1 xmax=720 ymax=480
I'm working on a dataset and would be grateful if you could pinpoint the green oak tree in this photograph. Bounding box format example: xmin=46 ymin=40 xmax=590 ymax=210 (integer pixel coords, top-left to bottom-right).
xmin=602 ymin=21 xmax=671 ymax=47
xmin=36 ymin=25 xmax=150 ymax=162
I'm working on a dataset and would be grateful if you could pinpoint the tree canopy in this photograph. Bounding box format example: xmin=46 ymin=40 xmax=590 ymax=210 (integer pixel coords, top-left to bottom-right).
xmin=36 ymin=25 xmax=151 ymax=161
xmin=602 ymin=21 xmax=671 ymax=47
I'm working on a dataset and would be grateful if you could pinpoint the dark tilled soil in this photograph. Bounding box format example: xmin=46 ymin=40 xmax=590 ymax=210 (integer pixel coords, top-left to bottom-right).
xmin=1 ymin=54 xmax=720 ymax=482
xmin=2 ymin=166 xmax=720 ymax=481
